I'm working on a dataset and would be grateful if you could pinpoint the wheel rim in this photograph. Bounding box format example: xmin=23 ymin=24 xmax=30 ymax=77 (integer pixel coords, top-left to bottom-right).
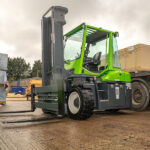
xmin=133 ymin=88 xmax=143 ymax=103
xmin=68 ymin=91 xmax=81 ymax=114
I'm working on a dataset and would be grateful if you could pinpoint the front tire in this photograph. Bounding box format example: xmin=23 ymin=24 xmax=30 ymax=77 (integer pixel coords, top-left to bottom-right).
xmin=67 ymin=88 xmax=94 ymax=120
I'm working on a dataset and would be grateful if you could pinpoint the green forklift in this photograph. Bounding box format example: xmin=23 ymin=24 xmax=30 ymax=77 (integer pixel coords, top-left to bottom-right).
xmin=0 ymin=6 xmax=131 ymax=123
xmin=63 ymin=23 xmax=131 ymax=119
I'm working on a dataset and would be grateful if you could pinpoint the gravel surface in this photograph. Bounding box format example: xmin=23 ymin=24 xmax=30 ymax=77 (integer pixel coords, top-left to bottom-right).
xmin=0 ymin=101 xmax=150 ymax=150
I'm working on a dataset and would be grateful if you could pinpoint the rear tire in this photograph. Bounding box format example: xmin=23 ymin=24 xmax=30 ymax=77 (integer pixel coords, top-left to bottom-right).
xmin=67 ymin=88 xmax=94 ymax=120
xmin=132 ymin=81 xmax=149 ymax=111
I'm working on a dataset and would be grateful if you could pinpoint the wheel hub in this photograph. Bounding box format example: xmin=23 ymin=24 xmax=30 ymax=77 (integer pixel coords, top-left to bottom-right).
xmin=68 ymin=91 xmax=81 ymax=114
xmin=74 ymin=98 xmax=80 ymax=108
xmin=133 ymin=88 xmax=143 ymax=103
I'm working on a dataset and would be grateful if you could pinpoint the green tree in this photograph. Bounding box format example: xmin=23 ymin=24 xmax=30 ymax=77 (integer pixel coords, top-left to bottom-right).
xmin=31 ymin=60 xmax=42 ymax=77
xmin=7 ymin=57 xmax=30 ymax=81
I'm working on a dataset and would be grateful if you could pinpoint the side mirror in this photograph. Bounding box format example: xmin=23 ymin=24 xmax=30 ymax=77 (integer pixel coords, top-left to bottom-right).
xmin=114 ymin=32 xmax=119 ymax=37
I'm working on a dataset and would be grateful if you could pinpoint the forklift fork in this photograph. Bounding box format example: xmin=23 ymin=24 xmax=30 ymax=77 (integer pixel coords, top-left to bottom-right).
xmin=2 ymin=115 xmax=64 ymax=124
xmin=0 ymin=85 xmax=64 ymax=124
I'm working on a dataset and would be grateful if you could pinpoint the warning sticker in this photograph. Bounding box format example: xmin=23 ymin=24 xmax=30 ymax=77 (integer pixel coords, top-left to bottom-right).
xmin=115 ymin=87 xmax=120 ymax=99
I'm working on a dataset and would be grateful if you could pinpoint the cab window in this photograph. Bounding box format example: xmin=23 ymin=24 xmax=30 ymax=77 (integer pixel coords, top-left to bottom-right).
xmin=64 ymin=29 xmax=84 ymax=61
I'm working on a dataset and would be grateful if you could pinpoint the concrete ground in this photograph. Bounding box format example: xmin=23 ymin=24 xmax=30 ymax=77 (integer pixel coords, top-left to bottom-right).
xmin=0 ymin=101 xmax=150 ymax=150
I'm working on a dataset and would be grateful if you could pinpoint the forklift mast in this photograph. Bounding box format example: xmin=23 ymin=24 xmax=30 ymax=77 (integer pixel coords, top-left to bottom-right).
xmin=35 ymin=6 xmax=68 ymax=115
xmin=0 ymin=6 xmax=68 ymax=124
xmin=42 ymin=6 xmax=68 ymax=86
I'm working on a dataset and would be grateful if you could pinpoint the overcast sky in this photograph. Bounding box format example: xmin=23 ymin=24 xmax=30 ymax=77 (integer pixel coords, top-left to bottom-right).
xmin=0 ymin=0 xmax=150 ymax=65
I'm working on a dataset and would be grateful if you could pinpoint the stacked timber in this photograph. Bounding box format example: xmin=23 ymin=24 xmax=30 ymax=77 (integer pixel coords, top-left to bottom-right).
xmin=119 ymin=44 xmax=150 ymax=73
xmin=9 ymin=77 xmax=42 ymax=88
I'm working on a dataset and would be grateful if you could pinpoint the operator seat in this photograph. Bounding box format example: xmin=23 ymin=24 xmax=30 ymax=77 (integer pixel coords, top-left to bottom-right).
xmin=93 ymin=52 xmax=101 ymax=65
xmin=87 ymin=52 xmax=101 ymax=72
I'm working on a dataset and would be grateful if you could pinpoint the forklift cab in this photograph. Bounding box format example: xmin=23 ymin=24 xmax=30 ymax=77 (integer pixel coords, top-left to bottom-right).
xmin=64 ymin=23 xmax=121 ymax=75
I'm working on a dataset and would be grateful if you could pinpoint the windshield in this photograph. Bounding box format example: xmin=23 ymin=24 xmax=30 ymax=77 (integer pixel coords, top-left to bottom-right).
xmin=64 ymin=29 xmax=84 ymax=61
xmin=87 ymin=38 xmax=109 ymax=67
xmin=113 ymin=36 xmax=121 ymax=68
xmin=84 ymin=32 xmax=109 ymax=73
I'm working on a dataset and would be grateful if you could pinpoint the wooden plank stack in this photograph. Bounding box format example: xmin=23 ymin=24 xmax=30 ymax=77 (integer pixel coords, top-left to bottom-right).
xmin=119 ymin=44 xmax=150 ymax=73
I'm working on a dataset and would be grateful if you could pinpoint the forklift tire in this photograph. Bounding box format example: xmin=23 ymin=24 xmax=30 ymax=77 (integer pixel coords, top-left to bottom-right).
xmin=67 ymin=88 xmax=94 ymax=120
xmin=132 ymin=81 xmax=149 ymax=111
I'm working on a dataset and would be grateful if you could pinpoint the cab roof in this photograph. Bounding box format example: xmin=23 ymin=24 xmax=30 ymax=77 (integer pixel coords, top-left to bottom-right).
xmin=65 ymin=23 xmax=117 ymax=38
